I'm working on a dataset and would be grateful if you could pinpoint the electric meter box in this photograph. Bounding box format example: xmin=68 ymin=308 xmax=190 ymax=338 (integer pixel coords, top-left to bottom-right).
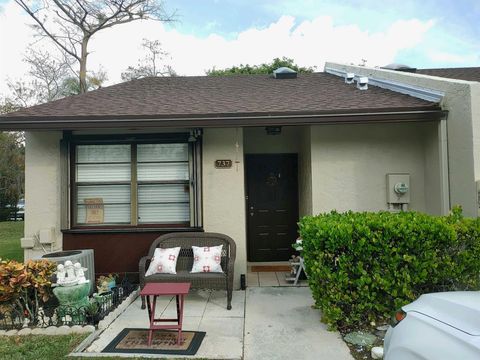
xmin=386 ymin=174 xmax=410 ymax=204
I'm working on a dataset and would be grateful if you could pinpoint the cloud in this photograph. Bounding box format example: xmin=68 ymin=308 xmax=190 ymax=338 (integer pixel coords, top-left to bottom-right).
xmin=0 ymin=0 xmax=435 ymax=95
xmin=427 ymin=50 xmax=479 ymax=64
xmin=0 ymin=1 xmax=37 ymax=89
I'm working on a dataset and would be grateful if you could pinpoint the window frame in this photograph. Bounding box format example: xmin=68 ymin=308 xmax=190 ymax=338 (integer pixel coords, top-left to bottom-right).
xmin=69 ymin=133 xmax=202 ymax=229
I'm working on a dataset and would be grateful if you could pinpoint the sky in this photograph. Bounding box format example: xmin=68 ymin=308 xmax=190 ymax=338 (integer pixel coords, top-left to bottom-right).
xmin=0 ymin=0 xmax=479 ymax=96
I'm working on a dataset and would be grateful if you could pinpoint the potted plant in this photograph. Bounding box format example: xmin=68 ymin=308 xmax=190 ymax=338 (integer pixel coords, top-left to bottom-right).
xmin=96 ymin=274 xmax=117 ymax=294
xmin=85 ymin=300 xmax=101 ymax=325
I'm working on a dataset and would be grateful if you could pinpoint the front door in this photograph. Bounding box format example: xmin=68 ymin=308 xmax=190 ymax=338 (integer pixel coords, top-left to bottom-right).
xmin=245 ymin=154 xmax=299 ymax=262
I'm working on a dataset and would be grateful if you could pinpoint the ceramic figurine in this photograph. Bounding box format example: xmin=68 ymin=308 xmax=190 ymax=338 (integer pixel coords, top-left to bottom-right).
xmin=65 ymin=260 xmax=76 ymax=279
xmin=74 ymin=262 xmax=88 ymax=284
xmin=56 ymin=264 xmax=66 ymax=285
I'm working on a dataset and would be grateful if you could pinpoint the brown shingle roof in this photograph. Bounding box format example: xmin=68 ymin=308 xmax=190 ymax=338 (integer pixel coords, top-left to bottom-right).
xmin=417 ymin=67 xmax=480 ymax=82
xmin=0 ymin=72 xmax=441 ymax=130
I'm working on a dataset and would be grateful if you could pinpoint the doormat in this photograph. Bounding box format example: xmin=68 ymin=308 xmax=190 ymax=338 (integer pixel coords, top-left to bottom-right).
xmin=102 ymin=328 xmax=206 ymax=355
xmin=251 ymin=265 xmax=291 ymax=272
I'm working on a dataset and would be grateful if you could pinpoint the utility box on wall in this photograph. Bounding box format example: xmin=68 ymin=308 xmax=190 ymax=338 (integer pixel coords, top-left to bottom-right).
xmin=39 ymin=227 xmax=56 ymax=244
xmin=386 ymin=174 xmax=410 ymax=206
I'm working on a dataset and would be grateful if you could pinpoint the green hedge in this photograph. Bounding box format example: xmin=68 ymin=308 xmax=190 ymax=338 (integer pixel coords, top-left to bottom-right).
xmin=299 ymin=209 xmax=480 ymax=330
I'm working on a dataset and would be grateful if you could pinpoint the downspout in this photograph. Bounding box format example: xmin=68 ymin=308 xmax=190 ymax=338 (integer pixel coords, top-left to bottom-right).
xmin=438 ymin=112 xmax=451 ymax=214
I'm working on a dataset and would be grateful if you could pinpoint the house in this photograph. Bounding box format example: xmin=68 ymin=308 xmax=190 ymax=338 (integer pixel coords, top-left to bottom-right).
xmin=1 ymin=63 xmax=479 ymax=288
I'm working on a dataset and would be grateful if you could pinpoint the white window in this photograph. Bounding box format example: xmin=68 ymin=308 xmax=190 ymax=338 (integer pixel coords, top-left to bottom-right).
xmin=73 ymin=138 xmax=200 ymax=227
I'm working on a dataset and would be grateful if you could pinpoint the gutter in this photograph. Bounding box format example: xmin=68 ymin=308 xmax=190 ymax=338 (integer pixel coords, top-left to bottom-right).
xmin=325 ymin=66 xmax=445 ymax=103
xmin=0 ymin=109 xmax=446 ymax=131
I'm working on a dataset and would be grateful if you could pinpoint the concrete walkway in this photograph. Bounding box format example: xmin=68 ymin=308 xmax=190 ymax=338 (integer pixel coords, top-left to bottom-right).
xmin=245 ymin=287 xmax=352 ymax=360
xmin=85 ymin=287 xmax=352 ymax=360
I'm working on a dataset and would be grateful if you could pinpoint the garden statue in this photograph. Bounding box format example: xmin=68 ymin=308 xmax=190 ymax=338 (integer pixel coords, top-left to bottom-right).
xmin=53 ymin=261 xmax=90 ymax=324
xmin=74 ymin=262 xmax=88 ymax=284
xmin=65 ymin=261 xmax=76 ymax=280
xmin=56 ymin=264 xmax=66 ymax=284
xmin=55 ymin=261 xmax=78 ymax=286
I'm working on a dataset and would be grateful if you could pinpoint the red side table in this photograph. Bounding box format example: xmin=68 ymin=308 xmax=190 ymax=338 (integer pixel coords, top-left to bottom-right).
xmin=140 ymin=282 xmax=191 ymax=346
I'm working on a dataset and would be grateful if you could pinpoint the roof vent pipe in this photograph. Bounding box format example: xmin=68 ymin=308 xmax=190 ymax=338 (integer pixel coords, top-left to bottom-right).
xmin=345 ymin=73 xmax=355 ymax=84
xmin=381 ymin=63 xmax=417 ymax=73
xmin=273 ymin=67 xmax=298 ymax=79
xmin=357 ymin=76 xmax=368 ymax=90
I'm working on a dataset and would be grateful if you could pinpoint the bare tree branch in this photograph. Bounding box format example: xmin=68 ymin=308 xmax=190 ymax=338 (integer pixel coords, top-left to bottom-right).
xmin=121 ymin=38 xmax=175 ymax=81
xmin=15 ymin=0 xmax=81 ymax=61
xmin=15 ymin=0 xmax=176 ymax=93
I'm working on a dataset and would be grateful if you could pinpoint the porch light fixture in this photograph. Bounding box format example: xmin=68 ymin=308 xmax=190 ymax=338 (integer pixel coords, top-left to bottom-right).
xmin=265 ymin=126 xmax=282 ymax=135
xmin=188 ymin=128 xmax=203 ymax=142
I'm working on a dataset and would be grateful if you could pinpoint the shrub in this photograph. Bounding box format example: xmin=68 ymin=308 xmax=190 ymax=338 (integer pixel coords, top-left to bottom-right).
xmin=299 ymin=209 xmax=480 ymax=330
xmin=0 ymin=259 xmax=56 ymax=324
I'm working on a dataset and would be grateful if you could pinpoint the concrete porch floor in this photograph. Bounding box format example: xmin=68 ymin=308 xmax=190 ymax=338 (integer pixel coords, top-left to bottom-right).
xmin=247 ymin=271 xmax=308 ymax=287
xmin=84 ymin=287 xmax=352 ymax=360
xmin=247 ymin=262 xmax=309 ymax=287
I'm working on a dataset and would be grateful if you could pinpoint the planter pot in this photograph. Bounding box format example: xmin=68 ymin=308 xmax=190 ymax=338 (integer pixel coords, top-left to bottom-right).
xmin=53 ymin=283 xmax=90 ymax=324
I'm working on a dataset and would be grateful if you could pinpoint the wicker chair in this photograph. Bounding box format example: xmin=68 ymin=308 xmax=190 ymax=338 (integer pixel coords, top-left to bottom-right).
xmin=139 ymin=232 xmax=236 ymax=310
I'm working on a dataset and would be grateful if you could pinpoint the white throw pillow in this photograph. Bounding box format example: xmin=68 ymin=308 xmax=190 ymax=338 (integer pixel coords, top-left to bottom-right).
xmin=191 ymin=245 xmax=224 ymax=273
xmin=145 ymin=247 xmax=181 ymax=276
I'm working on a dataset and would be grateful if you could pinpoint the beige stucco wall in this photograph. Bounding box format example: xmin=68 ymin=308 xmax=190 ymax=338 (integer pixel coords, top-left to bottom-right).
xmin=23 ymin=128 xmax=248 ymax=286
xmin=423 ymin=121 xmax=443 ymax=215
xmin=309 ymin=122 xmax=436 ymax=214
xmin=202 ymin=128 xmax=247 ymax=288
xmin=326 ymin=62 xmax=477 ymax=217
xmin=23 ymin=121 xmax=445 ymax=271
xmin=243 ymin=126 xmax=302 ymax=154
xmin=298 ymin=126 xmax=313 ymax=217
xmin=24 ymin=131 xmax=63 ymax=261
xmin=470 ymin=82 xmax=480 ymax=182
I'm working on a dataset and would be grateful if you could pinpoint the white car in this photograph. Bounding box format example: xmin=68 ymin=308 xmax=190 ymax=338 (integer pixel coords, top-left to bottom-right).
xmin=384 ymin=291 xmax=480 ymax=360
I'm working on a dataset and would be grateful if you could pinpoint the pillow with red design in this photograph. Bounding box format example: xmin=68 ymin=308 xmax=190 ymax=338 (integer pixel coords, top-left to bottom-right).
xmin=145 ymin=247 xmax=181 ymax=276
xmin=190 ymin=245 xmax=224 ymax=273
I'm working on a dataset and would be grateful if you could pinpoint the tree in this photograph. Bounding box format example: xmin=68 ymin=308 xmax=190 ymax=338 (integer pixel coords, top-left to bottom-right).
xmin=0 ymin=132 xmax=24 ymax=221
xmin=206 ymin=57 xmax=316 ymax=76
xmin=24 ymin=48 xmax=72 ymax=102
xmin=0 ymin=99 xmax=22 ymax=115
xmin=60 ymin=69 xmax=108 ymax=96
xmin=121 ymin=39 xmax=176 ymax=81
xmin=16 ymin=0 xmax=174 ymax=93
xmin=6 ymin=47 xmax=107 ymax=108
xmin=6 ymin=48 xmax=72 ymax=107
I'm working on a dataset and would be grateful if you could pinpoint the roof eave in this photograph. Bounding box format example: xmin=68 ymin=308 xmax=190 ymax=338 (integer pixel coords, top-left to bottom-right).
xmin=0 ymin=108 xmax=446 ymax=131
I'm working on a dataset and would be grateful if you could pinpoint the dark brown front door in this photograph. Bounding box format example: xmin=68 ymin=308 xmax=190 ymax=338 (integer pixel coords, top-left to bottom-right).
xmin=246 ymin=154 xmax=299 ymax=262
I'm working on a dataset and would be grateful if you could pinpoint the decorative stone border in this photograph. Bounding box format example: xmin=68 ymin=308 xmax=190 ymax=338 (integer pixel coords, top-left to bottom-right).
xmin=0 ymin=289 xmax=139 ymax=340
xmin=0 ymin=324 xmax=95 ymax=336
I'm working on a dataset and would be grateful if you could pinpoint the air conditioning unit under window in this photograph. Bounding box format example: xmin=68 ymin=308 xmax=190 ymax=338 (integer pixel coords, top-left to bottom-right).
xmin=41 ymin=249 xmax=95 ymax=294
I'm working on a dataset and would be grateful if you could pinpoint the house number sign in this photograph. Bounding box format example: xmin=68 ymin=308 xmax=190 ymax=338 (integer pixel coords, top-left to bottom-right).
xmin=215 ymin=159 xmax=232 ymax=168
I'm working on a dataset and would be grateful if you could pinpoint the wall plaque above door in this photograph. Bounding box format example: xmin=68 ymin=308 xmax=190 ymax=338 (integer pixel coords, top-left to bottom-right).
xmin=215 ymin=160 xmax=232 ymax=169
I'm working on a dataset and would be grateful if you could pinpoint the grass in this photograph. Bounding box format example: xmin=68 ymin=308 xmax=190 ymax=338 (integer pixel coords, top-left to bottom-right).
xmin=0 ymin=334 xmax=87 ymax=360
xmin=0 ymin=334 xmax=209 ymax=359
xmin=0 ymin=221 xmax=24 ymax=262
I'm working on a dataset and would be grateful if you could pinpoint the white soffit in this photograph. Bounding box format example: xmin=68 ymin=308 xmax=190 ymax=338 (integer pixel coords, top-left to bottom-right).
xmin=325 ymin=66 xmax=444 ymax=103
